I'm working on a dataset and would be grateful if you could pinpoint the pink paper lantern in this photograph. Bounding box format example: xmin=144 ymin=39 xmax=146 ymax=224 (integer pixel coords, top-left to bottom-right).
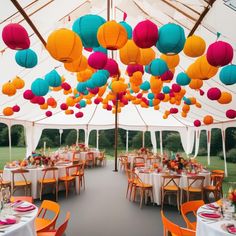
xmin=194 ymin=120 xmax=201 ymax=127
xmin=103 ymin=59 xmax=119 ymax=77
xmin=133 ymin=20 xmax=158 ymax=48
xmin=94 ymin=98 xmax=101 ymax=104
xmin=156 ymin=93 xmax=165 ymax=100
xmin=12 ymin=105 xmax=20 ymax=112
xmin=2 ymin=23 xmax=30 ymax=50
xmin=160 ymin=70 xmax=173 ymax=81
xmin=172 ymin=84 xmax=181 ymax=93
xmin=88 ymin=87 xmax=99 ymax=94
xmin=75 ymin=111 xmax=83 ymax=118
xmin=23 ymin=89 xmax=35 ymax=100
xmin=88 ymin=52 xmax=107 ymax=69
xmin=170 ymin=108 xmax=178 ymax=114
xmin=45 ymin=111 xmax=52 ymax=117
xmin=61 ymin=82 xmax=71 ymax=91
xmin=60 ymin=103 xmax=68 ymax=110
xmin=206 ymin=41 xmax=233 ymax=67
xmin=226 ymin=109 xmax=236 ymax=119
xmin=37 ymin=96 xmax=45 ymax=105
xmin=207 ymin=87 xmax=221 ymax=100
xmin=126 ymin=64 xmax=144 ymax=76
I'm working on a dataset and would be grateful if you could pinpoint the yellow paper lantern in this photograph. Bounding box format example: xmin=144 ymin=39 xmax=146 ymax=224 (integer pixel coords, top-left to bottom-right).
xmin=218 ymin=91 xmax=232 ymax=104
xmin=64 ymin=55 xmax=88 ymax=72
xmin=77 ymin=69 xmax=93 ymax=82
xmin=183 ymin=35 xmax=206 ymax=57
xmin=3 ymin=107 xmax=14 ymax=116
xmin=46 ymin=28 xmax=82 ymax=63
xmin=189 ymin=79 xmax=203 ymax=89
xmin=139 ymin=48 xmax=155 ymax=65
xmin=66 ymin=96 xmax=75 ymax=107
xmin=12 ymin=76 xmax=25 ymax=89
xmin=97 ymin=21 xmax=128 ymax=50
xmin=2 ymin=81 xmax=16 ymax=96
xmin=150 ymin=76 xmax=163 ymax=94
xmin=160 ymin=54 xmax=180 ymax=69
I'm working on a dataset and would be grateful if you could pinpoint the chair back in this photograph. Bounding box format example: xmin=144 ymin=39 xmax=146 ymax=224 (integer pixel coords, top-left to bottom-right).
xmin=134 ymin=156 xmax=145 ymax=163
xmin=187 ymin=176 xmax=205 ymax=189
xmin=0 ymin=170 xmax=4 ymax=182
xmin=41 ymin=167 xmax=58 ymax=181
xmin=146 ymin=157 xmax=158 ymax=165
xmin=86 ymin=152 xmax=94 ymax=160
xmin=11 ymin=169 xmax=29 ymax=186
xmin=212 ymin=170 xmax=224 ymax=176
xmin=162 ymin=175 xmax=181 ymax=189
xmin=213 ymin=175 xmax=224 ymax=191
xmin=72 ymin=150 xmax=80 ymax=161
xmin=55 ymin=212 xmax=70 ymax=236
xmin=65 ymin=164 xmax=80 ymax=176
xmin=99 ymin=151 xmax=105 ymax=159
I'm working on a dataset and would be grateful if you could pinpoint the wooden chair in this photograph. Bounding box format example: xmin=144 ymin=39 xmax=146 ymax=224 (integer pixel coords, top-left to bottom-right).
xmin=125 ymin=170 xmax=138 ymax=201
xmin=182 ymin=176 xmax=205 ymax=202
xmin=37 ymin=212 xmax=70 ymax=236
xmin=72 ymin=150 xmax=80 ymax=163
xmin=35 ymin=200 xmax=60 ymax=232
xmin=72 ymin=162 xmax=85 ymax=194
xmin=38 ymin=167 xmax=58 ymax=201
xmin=181 ymin=200 xmax=205 ymax=230
xmin=58 ymin=165 xmax=77 ymax=198
xmin=161 ymin=175 xmax=181 ymax=211
xmin=212 ymin=170 xmax=224 ymax=176
xmin=10 ymin=196 xmax=33 ymax=203
xmin=96 ymin=151 xmax=106 ymax=166
xmin=161 ymin=210 xmax=196 ymax=236
xmin=204 ymin=174 xmax=224 ymax=202
xmin=146 ymin=156 xmax=158 ymax=166
xmin=133 ymin=156 xmax=145 ymax=169
xmin=11 ymin=169 xmax=31 ymax=196
xmin=85 ymin=152 xmax=95 ymax=168
xmin=119 ymin=155 xmax=130 ymax=171
xmin=0 ymin=170 xmax=11 ymax=190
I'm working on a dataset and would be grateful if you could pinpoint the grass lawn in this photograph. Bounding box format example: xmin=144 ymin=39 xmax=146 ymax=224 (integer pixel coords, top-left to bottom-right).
xmin=0 ymin=147 xmax=235 ymax=193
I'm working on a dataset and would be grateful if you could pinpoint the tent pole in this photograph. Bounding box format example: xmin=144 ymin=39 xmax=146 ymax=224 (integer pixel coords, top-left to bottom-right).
xmin=96 ymin=130 xmax=99 ymax=150
xmin=126 ymin=130 xmax=129 ymax=153
xmin=160 ymin=131 xmax=163 ymax=155
xmin=221 ymin=129 xmax=228 ymax=177
xmin=207 ymin=130 xmax=211 ymax=165
xmin=142 ymin=131 xmax=145 ymax=148
xmin=8 ymin=125 xmax=12 ymax=162
xmin=76 ymin=129 xmax=79 ymax=146
xmin=114 ymin=95 xmax=118 ymax=172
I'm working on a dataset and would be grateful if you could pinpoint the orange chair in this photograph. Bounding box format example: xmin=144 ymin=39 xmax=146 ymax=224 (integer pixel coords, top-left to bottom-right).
xmin=37 ymin=212 xmax=70 ymax=236
xmin=72 ymin=151 xmax=80 ymax=163
xmin=58 ymin=165 xmax=77 ymax=198
xmin=38 ymin=167 xmax=58 ymax=201
xmin=161 ymin=210 xmax=196 ymax=236
xmin=35 ymin=200 xmax=60 ymax=232
xmin=212 ymin=170 xmax=224 ymax=176
xmin=181 ymin=200 xmax=205 ymax=230
xmin=0 ymin=170 xmax=11 ymax=190
xmin=85 ymin=152 xmax=95 ymax=168
xmin=119 ymin=155 xmax=130 ymax=171
xmin=10 ymin=196 xmax=33 ymax=203
xmin=72 ymin=162 xmax=85 ymax=194
xmin=133 ymin=156 xmax=145 ymax=169
xmin=96 ymin=151 xmax=106 ymax=166
xmin=125 ymin=170 xmax=138 ymax=201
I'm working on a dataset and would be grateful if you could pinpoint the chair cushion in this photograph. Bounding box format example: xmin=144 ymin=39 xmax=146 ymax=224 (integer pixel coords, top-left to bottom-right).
xmin=0 ymin=180 xmax=11 ymax=185
xmin=35 ymin=218 xmax=52 ymax=232
xmin=14 ymin=181 xmax=31 ymax=186
xmin=182 ymin=187 xmax=202 ymax=192
xmin=59 ymin=176 xmax=75 ymax=181
xmin=136 ymin=183 xmax=152 ymax=188
xmin=163 ymin=185 xmax=179 ymax=191
xmin=38 ymin=178 xmax=57 ymax=184
xmin=72 ymin=171 xmax=84 ymax=176
xmin=204 ymin=185 xmax=216 ymax=191
xmin=37 ymin=231 xmax=56 ymax=236
xmin=134 ymin=163 xmax=145 ymax=167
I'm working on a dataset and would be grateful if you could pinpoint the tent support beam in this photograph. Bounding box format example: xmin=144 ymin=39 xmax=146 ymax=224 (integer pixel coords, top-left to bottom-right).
xmin=10 ymin=0 xmax=46 ymax=46
xmin=188 ymin=0 xmax=216 ymax=37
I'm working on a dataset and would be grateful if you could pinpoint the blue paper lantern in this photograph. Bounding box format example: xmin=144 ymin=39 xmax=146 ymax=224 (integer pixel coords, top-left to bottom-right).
xmin=140 ymin=81 xmax=150 ymax=91
xmin=156 ymin=23 xmax=186 ymax=54
xmin=219 ymin=65 xmax=236 ymax=85
xmin=72 ymin=14 xmax=106 ymax=48
xmin=45 ymin=70 xmax=61 ymax=87
xmin=176 ymin=72 xmax=191 ymax=86
xmin=145 ymin=58 xmax=168 ymax=76
xmin=149 ymin=100 xmax=153 ymax=107
xmin=147 ymin=93 xmax=155 ymax=99
xmin=119 ymin=21 xmax=132 ymax=39
xmin=93 ymin=46 xmax=107 ymax=54
xmin=77 ymin=82 xmax=87 ymax=93
xmin=15 ymin=49 xmax=37 ymax=68
xmin=31 ymin=78 xmax=49 ymax=96
xmin=162 ymin=86 xmax=170 ymax=94
xmin=92 ymin=70 xmax=109 ymax=87
xmin=79 ymin=100 xmax=86 ymax=107
xmin=86 ymin=78 xmax=96 ymax=89
xmin=183 ymin=97 xmax=191 ymax=105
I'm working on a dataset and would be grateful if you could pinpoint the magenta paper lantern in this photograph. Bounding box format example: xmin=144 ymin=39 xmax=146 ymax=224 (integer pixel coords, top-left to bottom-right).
xmin=160 ymin=70 xmax=173 ymax=81
xmin=226 ymin=109 xmax=236 ymax=119
xmin=88 ymin=87 xmax=99 ymax=94
xmin=60 ymin=103 xmax=68 ymax=110
xmin=133 ymin=20 xmax=158 ymax=48
xmin=12 ymin=105 xmax=20 ymax=112
xmin=46 ymin=111 xmax=52 ymax=117
xmin=194 ymin=120 xmax=201 ymax=127
xmin=106 ymin=104 xmax=112 ymax=111
xmin=30 ymin=96 xmax=39 ymax=104
xmin=2 ymin=23 xmax=30 ymax=50
xmin=170 ymin=108 xmax=178 ymax=114
xmin=172 ymin=84 xmax=181 ymax=93
xmin=75 ymin=111 xmax=84 ymax=118
xmin=103 ymin=59 xmax=119 ymax=77
xmin=23 ymin=89 xmax=34 ymax=100
xmin=126 ymin=64 xmax=144 ymax=76
xmin=94 ymin=98 xmax=101 ymax=104
xmin=199 ymin=89 xmax=205 ymax=96
xmin=156 ymin=93 xmax=165 ymax=100
xmin=88 ymin=52 xmax=107 ymax=69
xmin=61 ymin=82 xmax=71 ymax=91
xmin=207 ymin=87 xmax=221 ymax=100
xmin=37 ymin=96 xmax=45 ymax=105
xmin=206 ymin=41 xmax=233 ymax=67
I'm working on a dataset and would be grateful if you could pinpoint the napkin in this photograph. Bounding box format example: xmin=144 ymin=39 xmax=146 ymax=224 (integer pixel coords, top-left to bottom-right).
xmin=207 ymin=203 xmax=219 ymax=210
xmin=14 ymin=203 xmax=36 ymax=212
xmin=0 ymin=217 xmax=16 ymax=225
xmin=227 ymin=225 xmax=236 ymax=234
xmin=200 ymin=212 xmax=221 ymax=218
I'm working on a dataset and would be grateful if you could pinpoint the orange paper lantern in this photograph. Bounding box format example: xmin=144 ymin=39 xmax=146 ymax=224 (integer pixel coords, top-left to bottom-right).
xmin=3 ymin=107 xmax=14 ymax=116
xmin=160 ymin=54 xmax=180 ymax=69
xmin=12 ymin=76 xmax=25 ymax=89
xmin=64 ymin=55 xmax=88 ymax=72
xmin=203 ymin=115 xmax=213 ymax=125
xmin=218 ymin=91 xmax=232 ymax=104
xmin=2 ymin=81 xmax=16 ymax=96
xmin=139 ymin=48 xmax=155 ymax=65
xmin=183 ymin=35 xmax=206 ymax=57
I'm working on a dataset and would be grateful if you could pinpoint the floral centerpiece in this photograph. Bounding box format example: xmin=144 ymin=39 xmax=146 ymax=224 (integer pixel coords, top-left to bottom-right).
xmin=228 ymin=188 xmax=236 ymax=211
xmin=28 ymin=152 xmax=55 ymax=167
xmin=137 ymin=147 xmax=152 ymax=155
xmin=162 ymin=155 xmax=189 ymax=174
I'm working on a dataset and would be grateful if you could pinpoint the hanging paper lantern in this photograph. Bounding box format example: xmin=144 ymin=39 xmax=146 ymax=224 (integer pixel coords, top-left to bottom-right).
xmin=183 ymin=35 xmax=206 ymax=57
xmin=217 ymin=91 xmax=232 ymax=104
xmin=139 ymin=48 xmax=155 ymax=66
xmin=40 ymin=103 xmax=48 ymax=110
xmin=160 ymin=54 xmax=180 ymax=69
xmin=203 ymin=115 xmax=214 ymax=125
xmin=130 ymin=71 xmax=143 ymax=86
xmin=111 ymin=80 xmax=128 ymax=93
xmin=45 ymin=111 xmax=52 ymax=117
xmin=160 ymin=70 xmax=173 ymax=81
xmin=23 ymin=89 xmax=34 ymax=100
xmin=219 ymin=65 xmax=236 ymax=85
xmin=60 ymin=103 xmax=68 ymax=110
xmin=47 ymin=97 xmax=56 ymax=107
xmin=126 ymin=64 xmax=144 ymax=76
xmin=77 ymin=69 xmax=93 ymax=82
xmin=194 ymin=120 xmax=201 ymax=127
xmin=2 ymin=23 xmax=30 ymax=50
xmin=65 ymin=109 xmax=74 ymax=115
xmin=140 ymin=81 xmax=150 ymax=91
xmin=46 ymin=28 xmax=82 ymax=63
xmin=15 ymin=49 xmax=37 ymax=68
xmin=37 ymin=96 xmax=45 ymax=105
xmin=86 ymin=78 xmax=96 ymax=89
xmin=88 ymin=87 xmax=99 ymax=95
xmin=31 ymin=78 xmax=49 ymax=96
xmin=45 ymin=70 xmax=62 ymax=87
xmin=119 ymin=40 xmax=141 ymax=65
xmin=92 ymin=70 xmax=109 ymax=87
xmin=64 ymin=55 xmax=88 ymax=72
xmin=72 ymin=14 xmax=106 ymax=48
xmin=150 ymin=76 xmax=163 ymax=94
xmin=189 ymin=79 xmax=203 ymax=89
xmin=93 ymin=46 xmax=107 ymax=54
xmin=75 ymin=111 xmax=84 ymax=118
xmin=133 ymin=20 xmax=158 ymax=48
xmin=207 ymin=87 xmax=221 ymax=100
xmin=156 ymin=23 xmax=186 ymax=55
xmin=3 ymin=107 xmax=14 ymax=116
xmin=119 ymin=21 xmax=132 ymax=39
xmin=12 ymin=105 xmax=20 ymax=112
xmin=162 ymin=86 xmax=170 ymax=94
xmin=61 ymin=82 xmax=71 ymax=91
xmin=176 ymin=72 xmax=190 ymax=86
xmin=172 ymin=84 xmax=181 ymax=93
xmin=12 ymin=76 xmax=25 ymax=89
xmin=2 ymin=81 xmax=16 ymax=96
xmin=145 ymin=59 xmax=168 ymax=76
xmin=103 ymin=59 xmax=119 ymax=77
xmin=170 ymin=108 xmax=178 ymax=114
xmin=88 ymin=52 xmax=108 ymax=69
xmin=226 ymin=109 xmax=236 ymax=119
xmin=206 ymin=41 xmax=233 ymax=67
xmin=97 ymin=20 xmax=128 ymax=50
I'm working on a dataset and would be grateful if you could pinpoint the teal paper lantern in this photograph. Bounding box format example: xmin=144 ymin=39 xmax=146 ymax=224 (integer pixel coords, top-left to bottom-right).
xmin=176 ymin=72 xmax=191 ymax=86
xmin=149 ymin=100 xmax=153 ymax=107
xmin=79 ymin=100 xmax=86 ymax=107
xmin=219 ymin=65 xmax=236 ymax=85
xmin=45 ymin=70 xmax=62 ymax=87
xmin=140 ymin=81 xmax=150 ymax=91
xmin=72 ymin=14 xmax=106 ymax=48
xmin=93 ymin=46 xmax=107 ymax=54
xmin=119 ymin=21 xmax=132 ymax=39
xmin=147 ymin=93 xmax=155 ymax=99
xmin=145 ymin=58 xmax=168 ymax=76
xmin=92 ymin=70 xmax=109 ymax=87
xmin=156 ymin=23 xmax=186 ymax=55
xmin=15 ymin=49 xmax=37 ymax=68
xmin=77 ymin=82 xmax=87 ymax=93
xmin=86 ymin=78 xmax=96 ymax=89
xmin=162 ymin=86 xmax=170 ymax=94
xmin=31 ymin=78 xmax=49 ymax=96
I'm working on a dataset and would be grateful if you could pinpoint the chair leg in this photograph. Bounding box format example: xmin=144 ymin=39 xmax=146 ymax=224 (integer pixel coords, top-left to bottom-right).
xmin=56 ymin=183 xmax=58 ymax=202
xmin=126 ymin=183 xmax=130 ymax=199
xmin=140 ymin=189 xmax=144 ymax=208
xmin=78 ymin=176 xmax=81 ymax=195
xmin=65 ymin=181 xmax=68 ymax=198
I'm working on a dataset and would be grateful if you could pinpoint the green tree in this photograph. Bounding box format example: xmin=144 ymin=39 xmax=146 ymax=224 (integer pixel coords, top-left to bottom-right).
xmin=0 ymin=126 xmax=9 ymax=146
xmin=164 ymin=132 xmax=183 ymax=152
xmin=65 ymin=130 xmax=77 ymax=146
xmin=89 ymin=130 xmax=96 ymax=147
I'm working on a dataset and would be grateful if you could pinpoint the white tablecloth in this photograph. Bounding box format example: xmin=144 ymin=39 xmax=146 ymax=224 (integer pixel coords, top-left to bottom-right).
xmin=3 ymin=164 xmax=80 ymax=199
xmin=137 ymin=170 xmax=211 ymax=205
xmin=196 ymin=204 xmax=233 ymax=236
xmin=1 ymin=202 xmax=37 ymax=236
xmin=55 ymin=150 xmax=100 ymax=161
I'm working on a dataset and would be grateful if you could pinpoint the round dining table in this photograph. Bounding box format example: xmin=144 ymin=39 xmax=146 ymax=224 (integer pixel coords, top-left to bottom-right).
xmin=54 ymin=150 xmax=100 ymax=161
xmin=0 ymin=201 xmax=38 ymax=236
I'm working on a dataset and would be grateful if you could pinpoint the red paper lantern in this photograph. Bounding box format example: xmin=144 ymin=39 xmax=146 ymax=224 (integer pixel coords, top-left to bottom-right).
xmin=12 ymin=105 xmax=20 ymax=112
xmin=2 ymin=23 xmax=30 ymax=50
xmin=23 ymin=89 xmax=35 ymax=100
xmin=207 ymin=87 xmax=221 ymax=100
xmin=194 ymin=120 xmax=201 ymax=127
xmin=133 ymin=20 xmax=158 ymax=48
xmin=156 ymin=93 xmax=165 ymax=100
xmin=37 ymin=96 xmax=45 ymax=105
xmin=126 ymin=64 xmax=144 ymax=76
xmin=104 ymin=59 xmax=119 ymax=77
xmin=226 ymin=109 xmax=236 ymax=119
xmin=160 ymin=70 xmax=174 ymax=81
xmin=171 ymin=84 xmax=181 ymax=93
xmin=206 ymin=41 xmax=233 ymax=67
xmin=45 ymin=111 xmax=52 ymax=117
xmin=170 ymin=108 xmax=178 ymax=114
xmin=61 ymin=82 xmax=71 ymax=91
xmin=60 ymin=103 xmax=68 ymax=110
xmin=75 ymin=111 xmax=84 ymax=118
xmin=88 ymin=52 xmax=107 ymax=69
